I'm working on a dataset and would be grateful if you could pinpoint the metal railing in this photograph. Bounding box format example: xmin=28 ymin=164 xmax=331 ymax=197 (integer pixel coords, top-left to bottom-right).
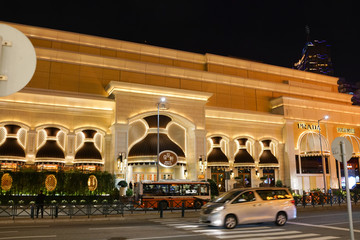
xmin=293 ymin=191 xmax=360 ymax=207
xmin=0 ymin=199 xmax=200 ymax=219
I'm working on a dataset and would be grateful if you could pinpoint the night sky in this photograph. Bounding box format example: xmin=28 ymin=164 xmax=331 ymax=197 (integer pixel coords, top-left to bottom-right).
xmin=1 ymin=1 xmax=358 ymax=83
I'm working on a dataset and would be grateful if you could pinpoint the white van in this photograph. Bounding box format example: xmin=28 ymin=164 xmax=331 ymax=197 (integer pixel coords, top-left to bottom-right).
xmin=200 ymin=187 xmax=297 ymax=229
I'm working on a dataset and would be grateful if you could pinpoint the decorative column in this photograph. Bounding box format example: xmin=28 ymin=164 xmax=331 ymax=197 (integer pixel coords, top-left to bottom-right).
xmin=193 ymin=129 xmax=207 ymax=180
xmin=283 ymin=120 xmax=298 ymax=190
xmin=26 ymin=129 xmax=37 ymax=164
xmin=110 ymin=123 xmax=129 ymax=175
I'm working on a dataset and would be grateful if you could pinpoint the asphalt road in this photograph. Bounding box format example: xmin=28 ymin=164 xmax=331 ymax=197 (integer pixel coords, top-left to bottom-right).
xmin=0 ymin=208 xmax=359 ymax=240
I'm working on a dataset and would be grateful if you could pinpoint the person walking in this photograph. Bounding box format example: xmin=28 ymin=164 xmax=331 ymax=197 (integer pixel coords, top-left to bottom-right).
xmin=35 ymin=190 xmax=45 ymax=218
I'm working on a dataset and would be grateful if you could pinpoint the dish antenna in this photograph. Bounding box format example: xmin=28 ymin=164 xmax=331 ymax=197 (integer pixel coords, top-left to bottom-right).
xmin=0 ymin=24 xmax=36 ymax=97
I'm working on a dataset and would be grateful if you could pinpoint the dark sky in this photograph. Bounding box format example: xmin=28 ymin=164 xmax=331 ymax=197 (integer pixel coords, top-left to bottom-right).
xmin=1 ymin=1 xmax=358 ymax=83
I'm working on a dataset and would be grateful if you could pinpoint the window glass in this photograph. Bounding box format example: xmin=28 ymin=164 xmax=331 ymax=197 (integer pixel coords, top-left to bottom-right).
xmin=232 ymin=191 xmax=255 ymax=204
xmin=200 ymin=184 xmax=209 ymax=196
xmin=256 ymin=190 xmax=292 ymax=200
xmin=169 ymin=184 xmax=181 ymax=196
xmin=143 ymin=184 xmax=169 ymax=196
xmin=183 ymin=184 xmax=199 ymax=195
xmin=213 ymin=191 xmax=242 ymax=203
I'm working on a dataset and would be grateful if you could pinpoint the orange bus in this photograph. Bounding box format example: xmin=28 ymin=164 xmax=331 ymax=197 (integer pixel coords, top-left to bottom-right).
xmin=134 ymin=180 xmax=211 ymax=209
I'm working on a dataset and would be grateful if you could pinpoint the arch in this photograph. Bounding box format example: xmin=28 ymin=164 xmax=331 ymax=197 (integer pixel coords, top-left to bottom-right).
xmin=298 ymin=131 xmax=330 ymax=156
xmin=342 ymin=134 xmax=360 ymax=156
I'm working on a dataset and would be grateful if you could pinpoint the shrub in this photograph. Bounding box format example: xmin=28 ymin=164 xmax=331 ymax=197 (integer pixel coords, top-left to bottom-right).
xmin=207 ymin=179 xmax=219 ymax=197
xmin=126 ymin=188 xmax=133 ymax=197
xmin=275 ymin=180 xmax=283 ymax=187
xmin=118 ymin=180 xmax=127 ymax=188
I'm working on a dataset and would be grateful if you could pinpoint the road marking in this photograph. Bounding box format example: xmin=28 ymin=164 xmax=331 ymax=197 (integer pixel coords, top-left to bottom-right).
xmin=288 ymin=221 xmax=360 ymax=233
xmin=203 ymin=228 xmax=285 ymax=235
xmin=324 ymin=220 xmax=360 ymax=226
xmin=0 ymin=225 xmax=50 ymax=229
xmin=128 ymin=234 xmax=200 ymax=240
xmin=0 ymin=235 xmax=56 ymax=240
xmin=89 ymin=226 xmax=138 ymax=230
xmin=0 ymin=232 xmax=18 ymax=234
xmin=240 ymin=233 xmax=320 ymax=240
xmin=216 ymin=231 xmax=302 ymax=239
xmin=306 ymin=237 xmax=340 ymax=240
xmin=193 ymin=226 xmax=270 ymax=232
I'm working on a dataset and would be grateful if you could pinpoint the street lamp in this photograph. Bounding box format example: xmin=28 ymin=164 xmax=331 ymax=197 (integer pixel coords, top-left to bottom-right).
xmin=318 ymin=115 xmax=329 ymax=193
xmin=157 ymin=97 xmax=167 ymax=181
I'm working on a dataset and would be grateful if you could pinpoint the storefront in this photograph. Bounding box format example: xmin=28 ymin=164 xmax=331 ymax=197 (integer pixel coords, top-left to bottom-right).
xmin=1 ymin=22 xmax=360 ymax=194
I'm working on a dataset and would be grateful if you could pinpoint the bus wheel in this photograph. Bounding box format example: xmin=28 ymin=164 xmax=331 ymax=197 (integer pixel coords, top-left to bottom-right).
xmin=158 ymin=201 xmax=168 ymax=210
xmin=194 ymin=200 xmax=202 ymax=209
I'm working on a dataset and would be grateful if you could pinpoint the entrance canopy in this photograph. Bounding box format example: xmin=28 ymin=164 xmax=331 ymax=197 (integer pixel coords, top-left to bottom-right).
xmin=299 ymin=131 xmax=330 ymax=156
xmin=342 ymin=134 xmax=360 ymax=156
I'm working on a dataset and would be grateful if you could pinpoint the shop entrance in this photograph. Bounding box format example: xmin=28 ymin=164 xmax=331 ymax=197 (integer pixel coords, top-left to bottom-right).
xmin=338 ymin=157 xmax=359 ymax=189
xmin=211 ymin=168 xmax=226 ymax=192
xmin=262 ymin=169 xmax=275 ymax=187
xmin=237 ymin=168 xmax=251 ymax=187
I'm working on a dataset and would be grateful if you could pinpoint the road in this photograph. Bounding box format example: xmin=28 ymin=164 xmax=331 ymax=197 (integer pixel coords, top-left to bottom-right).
xmin=0 ymin=208 xmax=359 ymax=240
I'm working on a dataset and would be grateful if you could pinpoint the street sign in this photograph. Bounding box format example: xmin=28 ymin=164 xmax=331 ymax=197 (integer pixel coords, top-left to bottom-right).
xmin=331 ymin=136 xmax=355 ymax=240
xmin=331 ymin=137 xmax=353 ymax=162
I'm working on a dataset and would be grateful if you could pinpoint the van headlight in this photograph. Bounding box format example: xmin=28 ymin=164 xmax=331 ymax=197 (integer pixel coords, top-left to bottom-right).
xmin=212 ymin=206 xmax=224 ymax=214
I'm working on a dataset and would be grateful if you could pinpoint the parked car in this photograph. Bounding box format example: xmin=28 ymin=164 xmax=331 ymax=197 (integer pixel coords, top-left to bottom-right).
xmin=200 ymin=187 xmax=297 ymax=229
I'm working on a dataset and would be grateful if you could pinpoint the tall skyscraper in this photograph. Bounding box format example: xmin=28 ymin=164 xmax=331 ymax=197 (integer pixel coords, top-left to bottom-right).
xmin=294 ymin=27 xmax=334 ymax=76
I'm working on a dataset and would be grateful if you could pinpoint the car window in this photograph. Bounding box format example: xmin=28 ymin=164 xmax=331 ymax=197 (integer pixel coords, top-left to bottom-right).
xmin=232 ymin=191 xmax=256 ymax=204
xmin=213 ymin=190 xmax=243 ymax=203
xmin=256 ymin=189 xmax=292 ymax=200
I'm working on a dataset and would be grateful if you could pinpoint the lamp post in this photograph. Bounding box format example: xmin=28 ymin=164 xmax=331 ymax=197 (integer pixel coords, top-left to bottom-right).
xmin=318 ymin=115 xmax=329 ymax=193
xmin=157 ymin=97 xmax=167 ymax=181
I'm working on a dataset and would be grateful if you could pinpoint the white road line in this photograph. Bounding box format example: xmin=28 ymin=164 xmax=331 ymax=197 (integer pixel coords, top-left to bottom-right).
xmin=89 ymin=226 xmax=138 ymax=230
xmin=288 ymin=221 xmax=360 ymax=233
xmin=216 ymin=230 xmax=302 ymax=239
xmin=203 ymin=228 xmax=285 ymax=235
xmin=0 ymin=235 xmax=56 ymax=240
xmin=306 ymin=237 xmax=340 ymax=240
xmin=240 ymin=233 xmax=320 ymax=240
xmin=128 ymin=234 xmax=200 ymax=240
xmin=0 ymin=232 xmax=18 ymax=234
xmin=324 ymin=220 xmax=360 ymax=226
xmin=0 ymin=225 xmax=50 ymax=229
xmin=192 ymin=226 xmax=271 ymax=233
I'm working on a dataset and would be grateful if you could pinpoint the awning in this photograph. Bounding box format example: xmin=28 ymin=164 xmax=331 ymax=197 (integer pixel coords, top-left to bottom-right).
xmin=299 ymin=131 xmax=330 ymax=156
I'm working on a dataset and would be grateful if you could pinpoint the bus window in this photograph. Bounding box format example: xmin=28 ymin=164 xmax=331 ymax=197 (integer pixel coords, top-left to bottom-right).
xmin=183 ymin=184 xmax=198 ymax=196
xmin=169 ymin=184 xmax=181 ymax=195
xmin=200 ymin=184 xmax=209 ymax=196
xmin=143 ymin=184 xmax=169 ymax=196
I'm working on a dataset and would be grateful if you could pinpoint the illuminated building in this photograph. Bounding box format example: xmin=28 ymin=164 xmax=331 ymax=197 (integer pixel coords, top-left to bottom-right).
xmin=0 ymin=21 xmax=359 ymax=193
xmin=294 ymin=39 xmax=334 ymax=76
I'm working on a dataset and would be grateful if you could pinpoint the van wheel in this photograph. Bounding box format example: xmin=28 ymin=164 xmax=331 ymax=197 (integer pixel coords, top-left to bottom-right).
xmin=275 ymin=212 xmax=287 ymax=226
xmin=158 ymin=201 xmax=168 ymax=210
xmin=194 ymin=200 xmax=202 ymax=209
xmin=224 ymin=215 xmax=237 ymax=229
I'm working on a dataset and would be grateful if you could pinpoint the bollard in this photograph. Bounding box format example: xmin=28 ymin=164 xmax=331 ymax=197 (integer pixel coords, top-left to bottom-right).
xmin=159 ymin=202 xmax=163 ymax=218
xmin=55 ymin=205 xmax=58 ymax=218
xmin=181 ymin=201 xmax=185 ymax=218
xmin=30 ymin=205 xmax=34 ymax=219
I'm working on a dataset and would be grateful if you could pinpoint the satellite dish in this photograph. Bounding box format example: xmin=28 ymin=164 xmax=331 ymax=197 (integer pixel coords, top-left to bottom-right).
xmin=0 ymin=24 xmax=36 ymax=97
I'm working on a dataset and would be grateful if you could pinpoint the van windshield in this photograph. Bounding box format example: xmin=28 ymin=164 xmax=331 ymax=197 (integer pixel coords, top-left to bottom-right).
xmin=213 ymin=190 xmax=242 ymax=203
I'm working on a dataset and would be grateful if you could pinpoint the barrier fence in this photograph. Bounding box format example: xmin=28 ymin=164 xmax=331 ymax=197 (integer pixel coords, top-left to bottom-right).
xmin=0 ymin=199 xmax=199 ymax=219
xmin=293 ymin=191 xmax=360 ymax=207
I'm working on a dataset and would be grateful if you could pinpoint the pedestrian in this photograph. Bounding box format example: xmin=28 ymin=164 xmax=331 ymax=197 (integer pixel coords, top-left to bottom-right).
xmin=35 ymin=190 xmax=45 ymax=218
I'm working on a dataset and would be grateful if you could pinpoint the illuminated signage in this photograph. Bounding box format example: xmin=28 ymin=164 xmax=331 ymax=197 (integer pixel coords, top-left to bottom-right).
xmin=337 ymin=127 xmax=355 ymax=134
xmin=297 ymin=123 xmax=319 ymax=130
xmin=159 ymin=150 xmax=178 ymax=167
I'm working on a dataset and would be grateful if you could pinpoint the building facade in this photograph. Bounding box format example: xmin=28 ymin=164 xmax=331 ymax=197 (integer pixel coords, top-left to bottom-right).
xmin=0 ymin=22 xmax=359 ymax=193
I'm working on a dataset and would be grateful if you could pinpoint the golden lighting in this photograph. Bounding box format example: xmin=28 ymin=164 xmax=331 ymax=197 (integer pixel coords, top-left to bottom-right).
xmin=45 ymin=174 xmax=57 ymax=191
xmin=88 ymin=175 xmax=98 ymax=191
xmin=1 ymin=173 xmax=12 ymax=191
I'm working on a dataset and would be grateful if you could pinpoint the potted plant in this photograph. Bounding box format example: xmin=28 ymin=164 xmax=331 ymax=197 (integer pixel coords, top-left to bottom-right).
xmin=118 ymin=180 xmax=128 ymax=196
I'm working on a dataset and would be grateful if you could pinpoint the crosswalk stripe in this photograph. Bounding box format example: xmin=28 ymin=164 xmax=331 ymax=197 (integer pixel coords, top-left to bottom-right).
xmin=202 ymin=228 xmax=285 ymax=235
xmin=215 ymin=230 xmax=302 ymax=239
xmin=193 ymin=226 xmax=270 ymax=233
xmin=305 ymin=237 xmax=340 ymax=240
xmin=239 ymin=233 xmax=320 ymax=240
